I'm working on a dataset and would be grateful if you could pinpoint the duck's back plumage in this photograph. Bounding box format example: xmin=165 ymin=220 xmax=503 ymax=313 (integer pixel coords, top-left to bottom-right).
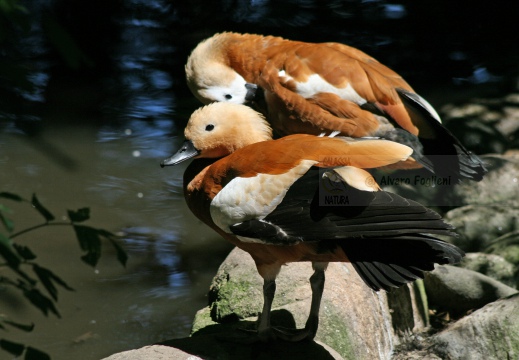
xmin=186 ymin=33 xmax=487 ymax=181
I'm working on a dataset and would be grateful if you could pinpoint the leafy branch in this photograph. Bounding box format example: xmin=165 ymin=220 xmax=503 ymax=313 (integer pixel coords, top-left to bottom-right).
xmin=0 ymin=192 xmax=127 ymax=360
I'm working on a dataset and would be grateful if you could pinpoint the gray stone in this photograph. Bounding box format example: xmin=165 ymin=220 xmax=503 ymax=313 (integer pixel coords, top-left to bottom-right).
xmin=102 ymin=336 xmax=345 ymax=360
xmin=441 ymin=103 xmax=489 ymax=119
xmin=191 ymin=247 xmax=429 ymax=360
xmin=496 ymin=106 xmax=519 ymax=137
xmin=504 ymin=93 xmax=519 ymax=105
xmin=459 ymin=252 xmax=516 ymax=288
xmin=424 ymin=265 xmax=518 ymax=316
xmin=101 ymin=345 xmax=201 ymax=360
xmin=431 ymin=293 xmax=519 ymax=360
xmin=485 ymin=231 xmax=519 ymax=288
xmin=440 ymin=97 xmax=519 ymax=154
xmin=444 ymin=205 xmax=519 ymax=251
xmin=445 ymin=118 xmax=508 ymax=154
xmin=446 ymin=154 xmax=519 ymax=207
xmin=486 ymin=231 xmax=519 ymax=264
xmin=377 ymin=154 xmax=519 ymax=212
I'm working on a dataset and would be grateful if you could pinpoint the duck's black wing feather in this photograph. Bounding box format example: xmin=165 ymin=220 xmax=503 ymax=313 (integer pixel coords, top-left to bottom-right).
xmin=230 ymin=167 xmax=464 ymax=291
xmin=396 ymin=88 xmax=487 ymax=182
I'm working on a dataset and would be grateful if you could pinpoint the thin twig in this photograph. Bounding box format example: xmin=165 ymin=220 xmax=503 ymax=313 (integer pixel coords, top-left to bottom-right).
xmin=10 ymin=221 xmax=73 ymax=239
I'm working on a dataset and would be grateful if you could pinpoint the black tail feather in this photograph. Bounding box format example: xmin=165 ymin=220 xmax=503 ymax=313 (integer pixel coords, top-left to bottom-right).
xmin=396 ymin=88 xmax=487 ymax=182
xmin=341 ymin=234 xmax=465 ymax=291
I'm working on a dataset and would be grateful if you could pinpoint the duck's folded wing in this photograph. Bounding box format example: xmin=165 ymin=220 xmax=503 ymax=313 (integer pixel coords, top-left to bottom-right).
xmin=230 ymin=167 xmax=455 ymax=243
xmin=230 ymin=167 xmax=464 ymax=291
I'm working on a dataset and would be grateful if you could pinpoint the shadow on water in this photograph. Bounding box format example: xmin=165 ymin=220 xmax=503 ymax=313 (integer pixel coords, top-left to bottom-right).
xmin=1 ymin=0 xmax=519 ymax=359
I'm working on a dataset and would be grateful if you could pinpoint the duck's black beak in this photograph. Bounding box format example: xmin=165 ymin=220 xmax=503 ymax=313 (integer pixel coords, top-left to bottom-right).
xmin=160 ymin=140 xmax=200 ymax=167
xmin=245 ymin=83 xmax=258 ymax=102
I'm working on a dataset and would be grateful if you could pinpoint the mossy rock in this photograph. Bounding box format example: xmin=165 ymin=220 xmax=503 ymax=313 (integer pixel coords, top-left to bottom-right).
xmin=432 ymin=293 xmax=519 ymax=359
xmin=424 ymin=265 xmax=517 ymax=316
xmin=444 ymin=205 xmax=519 ymax=252
xmin=192 ymin=248 xmax=431 ymax=360
xmin=459 ymin=252 xmax=516 ymax=288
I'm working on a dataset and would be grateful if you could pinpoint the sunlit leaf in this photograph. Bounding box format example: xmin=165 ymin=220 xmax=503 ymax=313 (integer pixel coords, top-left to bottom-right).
xmin=23 ymin=289 xmax=60 ymax=318
xmin=32 ymin=264 xmax=74 ymax=301
xmin=72 ymin=225 xmax=101 ymax=267
xmin=1 ymin=320 xmax=34 ymax=332
xmin=0 ymin=192 xmax=23 ymax=202
xmin=25 ymin=346 xmax=51 ymax=360
xmin=0 ymin=338 xmax=24 ymax=356
xmin=67 ymin=208 xmax=90 ymax=223
xmin=13 ymin=244 xmax=36 ymax=260
xmin=0 ymin=233 xmax=21 ymax=268
xmin=30 ymin=195 xmax=54 ymax=222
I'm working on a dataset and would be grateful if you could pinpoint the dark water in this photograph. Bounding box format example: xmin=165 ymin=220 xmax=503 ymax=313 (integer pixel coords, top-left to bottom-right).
xmin=1 ymin=1 xmax=518 ymax=359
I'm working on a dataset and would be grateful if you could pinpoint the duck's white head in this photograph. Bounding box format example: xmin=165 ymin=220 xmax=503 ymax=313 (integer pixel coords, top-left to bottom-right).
xmin=161 ymin=103 xmax=272 ymax=167
xmin=185 ymin=34 xmax=257 ymax=105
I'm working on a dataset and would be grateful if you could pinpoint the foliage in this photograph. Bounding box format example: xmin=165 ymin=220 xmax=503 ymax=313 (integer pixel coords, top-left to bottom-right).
xmin=0 ymin=192 xmax=127 ymax=360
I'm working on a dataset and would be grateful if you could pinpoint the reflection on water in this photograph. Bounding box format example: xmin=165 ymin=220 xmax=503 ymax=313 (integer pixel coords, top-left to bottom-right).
xmin=0 ymin=124 xmax=230 ymax=359
xmin=122 ymin=227 xmax=191 ymax=299
xmin=1 ymin=0 xmax=518 ymax=359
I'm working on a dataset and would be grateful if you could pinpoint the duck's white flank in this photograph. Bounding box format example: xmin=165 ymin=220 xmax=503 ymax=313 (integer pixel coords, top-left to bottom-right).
xmin=209 ymin=159 xmax=317 ymax=235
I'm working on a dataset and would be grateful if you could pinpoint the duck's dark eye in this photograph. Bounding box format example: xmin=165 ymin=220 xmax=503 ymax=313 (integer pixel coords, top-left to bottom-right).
xmin=224 ymin=94 xmax=232 ymax=100
xmin=205 ymin=124 xmax=214 ymax=131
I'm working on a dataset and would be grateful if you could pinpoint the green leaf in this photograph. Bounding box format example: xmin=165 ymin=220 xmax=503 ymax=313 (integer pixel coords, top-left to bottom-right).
xmin=23 ymin=288 xmax=60 ymax=318
xmin=0 ymin=233 xmax=21 ymax=268
xmin=0 ymin=0 xmax=28 ymax=14
xmin=1 ymin=320 xmax=34 ymax=332
xmin=0 ymin=192 xmax=24 ymax=202
xmin=13 ymin=244 xmax=36 ymax=260
xmin=42 ymin=14 xmax=93 ymax=70
xmin=30 ymin=195 xmax=54 ymax=222
xmin=72 ymin=225 xmax=101 ymax=267
xmin=25 ymin=346 xmax=51 ymax=360
xmin=0 ymin=212 xmax=13 ymax=233
xmin=67 ymin=208 xmax=90 ymax=223
xmin=32 ymin=264 xmax=74 ymax=301
xmin=0 ymin=338 xmax=24 ymax=356
xmin=0 ymin=203 xmax=14 ymax=232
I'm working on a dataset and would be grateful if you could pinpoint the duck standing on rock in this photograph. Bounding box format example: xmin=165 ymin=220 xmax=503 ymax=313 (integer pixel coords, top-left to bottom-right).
xmin=185 ymin=32 xmax=487 ymax=182
xmin=160 ymin=102 xmax=465 ymax=342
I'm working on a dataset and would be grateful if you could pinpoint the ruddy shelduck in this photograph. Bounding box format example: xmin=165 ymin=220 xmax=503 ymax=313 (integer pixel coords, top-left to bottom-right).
xmin=185 ymin=32 xmax=486 ymax=182
xmin=161 ymin=102 xmax=464 ymax=342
